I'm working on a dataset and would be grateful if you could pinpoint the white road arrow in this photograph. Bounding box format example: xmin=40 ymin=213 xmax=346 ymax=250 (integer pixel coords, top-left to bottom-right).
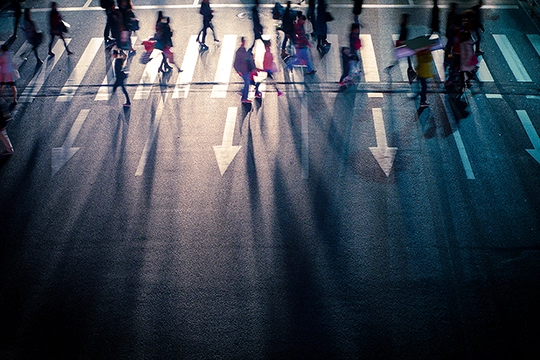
xmin=516 ymin=110 xmax=540 ymax=164
xmin=213 ymin=107 xmax=241 ymax=175
xmin=369 ymin=108 xmax=397 ymax=177
xmin=51 ymin=109 xmax=90 ymax=176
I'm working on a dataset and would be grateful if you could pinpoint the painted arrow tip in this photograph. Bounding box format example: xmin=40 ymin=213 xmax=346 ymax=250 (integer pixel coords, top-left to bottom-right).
xmin=526 ymin=149 xmax=540 ymax=164
xmin=369 ymin=146 xmax=398 ymax=177
xmin=51 ymin=147 xmax=80 ymax=176
xmin=213 ymin=145 xmax=242 ymax=176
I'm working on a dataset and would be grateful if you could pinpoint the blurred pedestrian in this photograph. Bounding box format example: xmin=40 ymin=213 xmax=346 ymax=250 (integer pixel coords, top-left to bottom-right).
xmin=0 ymin=101 xmax=14 ymax=156
xmin=281 ymin=1 xmax=296 ymax=57
xmin=254 ymin=40 xmax=282 ymax=97
xmin=459 ymin=30 xmax=479 ymax=88
xmin=315 ymin=0 xmax=331 ymax=52
xmin=444 ymin=2 xmax=458 ymax=67
xmin=349 ymin=22 xmax=361 ymax=56
xmin=352 ymin=0 xmax=363 ymax=25
xmin=111 ymin=49 xmax=131 ymax=107
xmin=22 ymin=8 xmax=43 ymax=66
xmin=251 ymin=0 xmax=264 ymax=49
xmin=118 ymin=0 xmax=136 ymax=53
xmin=234 ymin=37 xmax=255 ymax=103
xmin=11 ymin=0 xmax=23 ymax=38
xmin=291 ymin=14 xmax=315 ymax=74
xmin=101 ymin=0 xmax=115 ymax=43
xmin=197 ymin=0 xmax=219 ymax=50
xmin=415 ymin=48 xmax=433 ymax=107
xmin=48 ymin=2 xmax=73 ymax=57
xmin=397 ymin=13 xmax=412 ymax=69
xmin=0 ymin=44 xmax=18 ymax=110
xmin=429 ymin=0 xmax=440 ymax=35
xmin=154 ymin=16 xmax=182 ymax=73
xmin=467 ymin=0 xmax=484 ymax=54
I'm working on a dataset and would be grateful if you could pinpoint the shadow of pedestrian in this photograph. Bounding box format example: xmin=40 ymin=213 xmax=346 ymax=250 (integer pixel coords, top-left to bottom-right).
xmin=416 ymin=106 xmax=437 ymax=139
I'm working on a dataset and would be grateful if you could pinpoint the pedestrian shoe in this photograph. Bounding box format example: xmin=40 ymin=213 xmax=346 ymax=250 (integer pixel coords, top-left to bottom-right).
xmin=48 ymin=52 xmax=55 ymax=57
xmin=255 ymin=92 xmax=262 ymax=98
xmin=67 ymin=50 xmax=74 ymax=55
xmin=241 ymin=99 xmax=252 ymax=103
xmin=123 ymin=103 xmax=131 ymax=107
xmin=420 ymin=102 xmax=430 ymax=108
xmin=306 ymin=70 xmax=317 ymax=75
xmin=214 ymin=39 xmax=220 ymax=42
xmin=277 ymin=90 xmax=283 ymax=97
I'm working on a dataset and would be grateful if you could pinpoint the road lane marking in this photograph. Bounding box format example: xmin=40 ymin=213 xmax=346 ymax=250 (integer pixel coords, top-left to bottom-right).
xmin=369 ymin=108 xmax=397 ymax=177
xmin=56 ymin=37 xmax=103 ymax=102
xmin=360 ymin=34 xmax=381 ymax=97
xmin=134 ymin=49 xmax=163 ymax=100
xmin=51 ymin=109 xmax=90 ymax=176
xmin=211 ymin=34 xmax=237 ymax=98
xmin=18 ymin=39 xmax=71 ymax=103
xmin=173 ymin=35 xmax=200 ymax=99
xmin=213 ymin=107 xmax=241 ymax=175
xmin=527 ymin=34 xmax=540 ymax=57
xmin=301 ymin=95 xmax=309 ymax=179
xmin=324 ymin=34 xmax=341 ymax=83
xmin=440 ymin=94 xmax=475 ymax=179
xmin=493 ymin=34 xmax=532 ymax=82
xmin=516 ymin=110 xmax=540 ymax=164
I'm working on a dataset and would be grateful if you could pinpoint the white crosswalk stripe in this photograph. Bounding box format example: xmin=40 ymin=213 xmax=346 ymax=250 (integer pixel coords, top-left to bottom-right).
xmin=18 ymin=39 xmax=72 ymax=103
xmin=12 ymin=32 xmax=540 ymax=103
xmin=526 ymin=34 xmax=540 ymax=57
xmin=493 ymin=34 xmax=532 ymax=82
xmin=323 ymin=34 xmax=341 ymax=83
xmin=360 ymin=34 xmax=382 ymax=97
xmin=211 ymin=35 xmax=237 ymax=98
xmin=57 ymin=38 xmax=103 ymax=102
xmin=173 ymin=35 xmax=200 ymax=99
xmin=134 ymin=49 xmax=163 ymax=100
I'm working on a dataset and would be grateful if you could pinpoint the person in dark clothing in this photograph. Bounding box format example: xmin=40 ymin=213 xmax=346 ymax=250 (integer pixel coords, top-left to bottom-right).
xmin=281 ymin=1 xmax=295 ymax=56
xmin=234 ymin=37 xmax=255 ymax=103
xmin=469 ymin=0 xmax=484 ymax=54
xmin=101 ymin=0 xmax=115 ymax=43
xmin=352 ymin=0 xmax=363 ymax=25
xmin=397 ymin=13 xmax=411 ymax=68
xmin=197 ymin=0 xmax=218 ymax=50
xmin=429 ymin=0 xmax=440 ymax=35
xmin=22 ymin=8 xmax=43 ymax=65
xmin=251 ymin=0 xmax=264 ymax=49
xmin=315 ymin=0 xmax=331 ymax=52
xmin=48 ymin=2 xmax=73 ymax=56
xmin=11 ymin=0 xmax=23 ymax=37
xmin=154 ymin=16 xmax=181 ymax=72
xmin=118 ymin=0 xmax=135 ymax=52
xmin=307 ymin=0 xmax=315 ymax=22
xmin=111 ymin=49 xmax=130 ymax=107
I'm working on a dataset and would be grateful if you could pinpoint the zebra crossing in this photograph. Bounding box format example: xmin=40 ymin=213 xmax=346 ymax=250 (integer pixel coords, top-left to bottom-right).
xmin=11 ymin=31 xmax=540 ymax=104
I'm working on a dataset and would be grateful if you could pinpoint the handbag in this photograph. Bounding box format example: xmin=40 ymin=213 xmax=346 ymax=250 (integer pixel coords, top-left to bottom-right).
xmin=61 ymin=20 xmax=70 ymax=33
xmin=129 ymin=18 xmax=140 ymax=31
xmin=325 ymin=12 xmax=334 ymax=22
xmin=407 ymin=66 xmax=417 ymax=84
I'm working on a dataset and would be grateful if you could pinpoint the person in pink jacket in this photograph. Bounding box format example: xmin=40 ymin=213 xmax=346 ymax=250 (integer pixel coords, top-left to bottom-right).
xmin=0 ymin=44 xmax=18 ymax=109
xmin=459 ymin=30 xmax=479 ymax=88
xmin=253 ymin=40 xmax=282 ymax=98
